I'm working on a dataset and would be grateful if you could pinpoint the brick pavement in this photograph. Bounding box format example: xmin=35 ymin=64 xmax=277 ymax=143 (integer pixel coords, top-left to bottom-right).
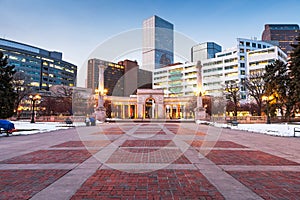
xmin=0 ymin=122 xmax=299 ymax=199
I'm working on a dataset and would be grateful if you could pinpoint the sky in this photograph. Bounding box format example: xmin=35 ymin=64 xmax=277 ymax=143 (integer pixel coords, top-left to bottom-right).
xmin=1 ymin=0 xmax=300 ymax=86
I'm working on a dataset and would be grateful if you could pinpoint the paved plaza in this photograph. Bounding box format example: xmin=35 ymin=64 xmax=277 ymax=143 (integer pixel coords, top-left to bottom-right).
xmin=0 ymin=123 xmax=299 ymax=199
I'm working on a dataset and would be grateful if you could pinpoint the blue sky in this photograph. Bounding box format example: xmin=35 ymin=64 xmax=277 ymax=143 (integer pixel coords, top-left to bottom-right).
xmin=1 ymin=0 xmax=300 ymax=85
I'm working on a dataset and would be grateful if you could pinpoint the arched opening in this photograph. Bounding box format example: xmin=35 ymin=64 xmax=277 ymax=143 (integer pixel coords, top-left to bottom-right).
xmin=145 ymin=98 xmax=155 ymax=119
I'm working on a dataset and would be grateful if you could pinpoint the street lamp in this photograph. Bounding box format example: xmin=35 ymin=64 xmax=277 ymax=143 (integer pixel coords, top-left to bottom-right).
xmin=29 ymin=94 xmax=41 ymax=123
xmin=262 ymin=95 xmax=271 ymax=124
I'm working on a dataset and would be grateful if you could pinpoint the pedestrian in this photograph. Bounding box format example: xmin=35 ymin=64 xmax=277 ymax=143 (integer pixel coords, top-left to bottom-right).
xmin=85 ymin=116 xmax=90 ymax=126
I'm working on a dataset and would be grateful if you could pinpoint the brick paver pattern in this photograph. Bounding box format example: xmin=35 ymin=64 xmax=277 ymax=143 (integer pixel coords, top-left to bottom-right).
xmin=227 ymin=171 xmax=300 ymax=200
xmin=190 ymin=140 xmax=248 ymax=148
xmin=51 ymin=140 xmax=111 ymax=148
xmin=0 ymin=150 xmax=93 ymax=164
xmin=121 ymin=140 xmax=176 ymax=147
xmin=1 ymin=123 xmax=300 ymax=200
xmin=71 ymin=169 xmax=224 ymax=200
xmin=107 ymin=148 xmax=191 ymax=164
xmin=204 ymin=150 xmax=299 ymax=165
xmin=0 ymin=169 xmax=69 ymax=200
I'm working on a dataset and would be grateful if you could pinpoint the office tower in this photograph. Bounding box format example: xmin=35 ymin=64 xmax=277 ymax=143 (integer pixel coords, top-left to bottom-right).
xmin=87 ymin=59 xmax=125 ymax=96
xmin=153 ymin=62 xmax=197 ymax=97
xmin=87 ymin=59 xmax=152 ymax=97
xmin=142 ymin=15 xmax=174 ymax=71
xmin=118 ymin=59 xmax=152 ymax=96
xmin=0 ymin=38 xmax=77 ymax=91
xmin=262 ymin=24 xmax=299 ymax=55
xmin=191 ymin=42 xmax=222 ymax=62
xmin=201 ymin=38 xmax=287 ymax=101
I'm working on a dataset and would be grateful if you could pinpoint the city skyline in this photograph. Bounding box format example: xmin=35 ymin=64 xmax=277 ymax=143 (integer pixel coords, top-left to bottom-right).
xmin=1 ymin=0 xmax=300 ymax=87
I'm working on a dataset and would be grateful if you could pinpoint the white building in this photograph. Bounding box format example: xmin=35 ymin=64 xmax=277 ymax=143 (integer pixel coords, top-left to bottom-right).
xmin=201 ymin=38 xmax=286 ymax=101
xmin=153 ymin=62 xmax=198 ymax=97
xmin=247 ymin=46 xmax=287 ymax=75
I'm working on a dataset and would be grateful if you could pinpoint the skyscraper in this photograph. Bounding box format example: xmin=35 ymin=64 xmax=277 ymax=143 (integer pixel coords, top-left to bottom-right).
xmin=262 ymin=24 xmax=299 ymax=55
xmin=142 ymin=15 xmax=174 ymax=71
xmin=87 ymin=59 xmax=125 ymax=96
xmin=191 ymin=42 xmax=222 ymax=62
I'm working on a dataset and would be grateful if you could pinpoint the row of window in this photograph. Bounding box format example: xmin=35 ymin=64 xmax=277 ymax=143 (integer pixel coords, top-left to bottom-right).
xmin=239 ymin=41 xmax=271 ymax=49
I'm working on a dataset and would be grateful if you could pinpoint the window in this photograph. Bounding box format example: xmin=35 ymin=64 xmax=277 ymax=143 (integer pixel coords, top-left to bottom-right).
xmin=240 ymin=56 xmax=245 ymax=60
xmin=263 ymin=45 xmax=266 ymax=48
xmin=252 ymin=43 xmax=256 ymax=48
xmin=240 ymin=70 xmax=245 ymax=75
xmin=239 ymin=41 xmax=244 ymax=46
xmin=241 ymin=94 xmax=246 ymax=99
xmin=240 ymin=48 xmax=245 ymax=53
xmin=246 ymin=42 xmax=250 ymax=47
xmin=258 ymin=44 xmax=261 ymax=48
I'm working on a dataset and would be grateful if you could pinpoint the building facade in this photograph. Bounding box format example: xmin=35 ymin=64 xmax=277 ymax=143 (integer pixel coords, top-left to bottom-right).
xmin=0 ymin=38 xmax=77 ymax=91
xmin=103 ymin=89 xmax=196 ymax=119
xmin=87 ymin=58 xmax=125 ymax=96
xmin=201 ymin=38 xmax=285 ymax=101
xmin=153 ymin=62 xmax=198 ymax=97
xmin=247 ymin=46 xmax=287 ymax=75
xmin=142 ymin=15 xmax=174 ymax=71
xmin=191 ymin=42 xmax=222 ymax=62
xmin=87 ymin=58 xmax=152 ymax=97
xmin=262 ymin=24 xmax=299 ymax=55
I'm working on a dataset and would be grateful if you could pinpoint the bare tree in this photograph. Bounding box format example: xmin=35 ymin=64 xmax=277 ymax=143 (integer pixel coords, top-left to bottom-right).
xmin=13 ymin=71 xmax=32 ymax=116
xmin=243 ymin=73 xmax=265 ymax=116
xmin=225 ymin=82 xmax=240 ymax=117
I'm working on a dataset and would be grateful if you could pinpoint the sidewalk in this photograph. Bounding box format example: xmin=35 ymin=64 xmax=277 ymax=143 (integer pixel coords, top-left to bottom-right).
xmin=0 ymin=123 xmax=299 ymax=199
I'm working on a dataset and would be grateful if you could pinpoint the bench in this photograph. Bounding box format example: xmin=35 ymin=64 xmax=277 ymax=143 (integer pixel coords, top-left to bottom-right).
xmin=294 ymin=127 xmax=300 ymax=137
xmin=65 ymin=118 xmax=73 ymax=125
xmin=227 ymin=120 xmax=239 ymax=126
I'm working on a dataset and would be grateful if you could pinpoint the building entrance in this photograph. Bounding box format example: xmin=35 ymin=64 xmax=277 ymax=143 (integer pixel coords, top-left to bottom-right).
xmin=145 ymin=98 xmax=155 ymax=118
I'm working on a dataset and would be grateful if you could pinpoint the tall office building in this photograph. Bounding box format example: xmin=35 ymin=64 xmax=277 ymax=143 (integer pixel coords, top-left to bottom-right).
xmin=262 ymin=24 xmax=299 ymax=55
xmin=201 ymin=38 xmax=287 ymax=101
xmin=87 ymin=59 xmax=152 ymax=97
xmin=0 ymin=38 xmax=77 ymax=91
xmin=87 ymin=59 xmax=125 ymax=96
xmin=191 ymin=42 xmax=222 ymax=62
xmin=153 ymin=62 xmax=197 ymax=97
xmin=142 ymin=15 xmax=174 ymax=71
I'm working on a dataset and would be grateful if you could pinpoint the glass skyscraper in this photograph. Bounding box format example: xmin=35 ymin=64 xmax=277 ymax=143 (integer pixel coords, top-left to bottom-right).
xmin=142 ymin=15 xmax=174 ymax=71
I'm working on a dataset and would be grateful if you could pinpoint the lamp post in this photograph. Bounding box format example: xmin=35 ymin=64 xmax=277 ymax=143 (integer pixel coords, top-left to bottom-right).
xmin=29 ymin=94 xmax=41 ymax=123
xmin=262 ymin=95 xmax=271 ymax=124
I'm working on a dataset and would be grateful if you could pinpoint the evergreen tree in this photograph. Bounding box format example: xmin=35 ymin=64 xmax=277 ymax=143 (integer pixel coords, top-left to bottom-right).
xmin=0 ymin=52 xmax=16 ymax=119
xmin=264 ymin=60 xmax=296 ymax=119
xmin=290 ymin=34 xmax=300 ymax=109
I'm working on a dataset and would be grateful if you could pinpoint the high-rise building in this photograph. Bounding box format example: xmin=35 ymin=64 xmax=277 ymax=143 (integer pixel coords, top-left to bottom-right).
xmin=142 ymin=15 xmax=174 ymax=71
xmin=201 ymin=38 xmax=287 ymax=101
xmin=191 ymin=42 xmax=222 ymax=62
xmin=118 ymin=59 xmax=152 ymax=96
xmin=87 ymin=59 xmax=152 ymax=97
xmin=262 ymin=24 xmax=299 ymax=55
xmin=153 ymin=62 xmax=197 ymax=97
xmin=87 ymin=59 xmax=125 ymax=96
xmin=0 ymin=38 xmax=77 ymax=91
